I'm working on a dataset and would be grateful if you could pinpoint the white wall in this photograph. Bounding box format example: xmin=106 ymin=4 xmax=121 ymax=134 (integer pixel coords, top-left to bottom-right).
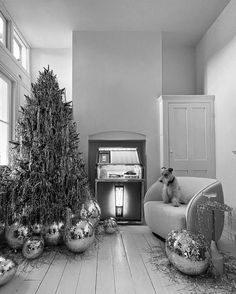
xmin=31 ymin=48 xmax=72 ymax=101
xmin=73 ymin=31 xmax=162 ymax=188
xmin=196 ymin=0 xmax=236 ymax=210
xmin=162 ymin=32 xmax=196 ymax=95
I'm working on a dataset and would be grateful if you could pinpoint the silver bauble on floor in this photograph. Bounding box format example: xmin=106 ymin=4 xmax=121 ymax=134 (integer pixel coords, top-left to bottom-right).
xmin=83 ymin=199 xmax=101 ymax=227
xmin=64 ymin=219 xmax=95 ymax=253
xmin=22 ymin=236 xmax=45 ymax=260
xmin=165 ymin=229 xmax=210 ymax=276
xmin=44 ymin=221 xmax=64 ymax=246
xmin=0 ymin=256 xmax=17 ymax=286
xmin=5 ymin=222 xmax=30 ymax=250
xmin=31 ymin=223 xmax=44 ymax=235
xmin=103 ymin=217 xmax=118 ymax=234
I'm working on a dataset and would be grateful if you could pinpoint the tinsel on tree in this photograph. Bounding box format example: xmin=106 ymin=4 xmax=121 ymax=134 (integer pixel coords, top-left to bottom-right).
xmin=0 ymin=67 xmax=91 ymax=225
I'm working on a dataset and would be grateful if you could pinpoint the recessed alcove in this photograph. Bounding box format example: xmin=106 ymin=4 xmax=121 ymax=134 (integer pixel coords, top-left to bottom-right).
xmin=88 ymin=131 xmax=146 ymax=223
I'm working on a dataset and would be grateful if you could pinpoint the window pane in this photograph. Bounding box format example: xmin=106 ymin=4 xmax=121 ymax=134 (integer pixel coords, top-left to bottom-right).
xmin=22 ymin=46 xmax=27 ymax=69
xmin=0 ymin=13 xmax=6 ymax=45
xmin=0 ymin=16 xmax=3 ymax=43
xmin=0 ymin=76 xmax=9 ymax=122
xmin=13 ymin=29 xmax=28 ymax=70
xmin=13 ymin=38 xmax=21 ymax=61
xmin=0 ymin=122 xmax=9 ymax=165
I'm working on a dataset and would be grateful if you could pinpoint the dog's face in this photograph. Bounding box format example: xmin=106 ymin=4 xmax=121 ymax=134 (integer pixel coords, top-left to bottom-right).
xmin=159 ymin=167 xmax=174 ymax=184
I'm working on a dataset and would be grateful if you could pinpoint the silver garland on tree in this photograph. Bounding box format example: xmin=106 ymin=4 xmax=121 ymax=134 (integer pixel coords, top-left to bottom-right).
xmin=0 ymin=67 xmax=93 ymax=231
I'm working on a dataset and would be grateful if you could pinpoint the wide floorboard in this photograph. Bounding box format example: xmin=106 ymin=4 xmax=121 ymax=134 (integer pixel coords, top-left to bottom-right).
xmin=0 ymin=225 xmax=235 ymax=294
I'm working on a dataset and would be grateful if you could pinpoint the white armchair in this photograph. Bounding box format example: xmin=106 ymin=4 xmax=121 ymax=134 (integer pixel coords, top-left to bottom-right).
xmin=144 ymin=177 xmax=224 ymax=242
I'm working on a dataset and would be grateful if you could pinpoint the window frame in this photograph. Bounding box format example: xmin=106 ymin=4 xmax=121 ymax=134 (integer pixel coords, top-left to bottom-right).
xmin=13 ymin=26 xmax=29 ymax=71
xmin=0 ymin=71 xmax=13 ymax=166
xmin=0 ymin=10 xmax=7 ymax=46
xmin=0 ymin=5 xmax=30 ymax=74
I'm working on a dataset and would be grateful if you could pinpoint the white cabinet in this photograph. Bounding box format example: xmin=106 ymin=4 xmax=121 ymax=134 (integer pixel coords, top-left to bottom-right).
xmin=158 ymin=95 xmax=215 ymax=178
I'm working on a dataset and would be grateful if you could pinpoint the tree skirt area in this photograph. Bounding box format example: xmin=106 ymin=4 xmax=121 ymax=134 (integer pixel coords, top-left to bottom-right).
xmin=147 ymin=242 xmax=236 ymax=293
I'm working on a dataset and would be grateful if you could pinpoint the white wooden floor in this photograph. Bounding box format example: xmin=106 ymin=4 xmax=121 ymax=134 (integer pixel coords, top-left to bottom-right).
xmin=0 ymin=225 xmax=235 ymax=294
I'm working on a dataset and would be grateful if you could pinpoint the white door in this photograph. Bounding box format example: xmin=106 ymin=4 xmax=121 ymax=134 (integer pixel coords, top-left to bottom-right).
xmin=168 ymin=102 xmax=215 ymax=177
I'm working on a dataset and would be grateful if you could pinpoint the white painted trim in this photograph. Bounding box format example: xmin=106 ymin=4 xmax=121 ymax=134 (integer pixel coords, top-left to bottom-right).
xmin=89 ymin=131 xmax=146 ymax=141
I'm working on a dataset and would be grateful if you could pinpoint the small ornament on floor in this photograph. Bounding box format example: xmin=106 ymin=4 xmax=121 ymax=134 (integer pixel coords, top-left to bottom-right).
xmin=103 ymin=217 xmax=118 ymax=234
xmin=64 ymin=219 xmax=95 ymax=253
xmin=31 ymin=223 xmax=44 ymax=235
xmin=5 ymin=222 xmax=30 ymax=250
xmin=44 ymin=221 xmax=64 ymax=246
xmin=0 ymin=256 xmax=17 ymax=286
xmin=82 ymin=199 xmax=101 ymax=228
xmin=22 ymin=236 xmax=44 ymax=260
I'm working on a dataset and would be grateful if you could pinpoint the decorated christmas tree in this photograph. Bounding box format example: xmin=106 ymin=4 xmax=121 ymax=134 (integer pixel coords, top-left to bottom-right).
xmin=0 ymin=67 xmax=91 ymax=226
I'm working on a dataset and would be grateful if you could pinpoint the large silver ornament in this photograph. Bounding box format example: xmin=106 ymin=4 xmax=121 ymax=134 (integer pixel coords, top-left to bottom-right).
xmin=0 ymin=256 xmax=17 ymax=286
xmin=5 ymin=223 xmax=30 ymax=250
xmin=103 ymin=217 xmax=118 ymax=234
xmin=44 ymin=222 xmax=64 ymax=246
xmin=83 ymin=199 xmax=101 ymax=227
xmin=22 ymin=236 xmax=44 ymax=260
xmin=165 ymin=229 xmax=210 ymax=275
xmin=31 ymin=223 xmax=44 ymax=235
xmin=64 ymin=219 xmax=95 ymax=253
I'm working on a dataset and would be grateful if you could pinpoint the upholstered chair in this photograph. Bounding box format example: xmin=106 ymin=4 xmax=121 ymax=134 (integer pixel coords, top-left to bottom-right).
xmin=144 ymin=177 xmax=224 ymax=242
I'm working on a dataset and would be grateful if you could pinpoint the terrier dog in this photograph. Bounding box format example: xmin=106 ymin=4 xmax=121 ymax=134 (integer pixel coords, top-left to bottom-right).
xmin=159 ymin=167 xmax=184 ymax=207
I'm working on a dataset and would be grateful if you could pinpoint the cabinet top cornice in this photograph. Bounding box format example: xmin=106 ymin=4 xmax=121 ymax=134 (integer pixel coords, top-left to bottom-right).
xmin=158 ymin=95 xmax=215 ymax=101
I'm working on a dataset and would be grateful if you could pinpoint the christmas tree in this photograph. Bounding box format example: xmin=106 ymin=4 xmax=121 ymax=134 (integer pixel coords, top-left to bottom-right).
xmin=0 ymin=67 xmax=91 ymax=225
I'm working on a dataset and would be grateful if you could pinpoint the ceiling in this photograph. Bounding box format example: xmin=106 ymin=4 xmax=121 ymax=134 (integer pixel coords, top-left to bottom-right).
xmin=1 ymin=0 xmax=231 ymax=48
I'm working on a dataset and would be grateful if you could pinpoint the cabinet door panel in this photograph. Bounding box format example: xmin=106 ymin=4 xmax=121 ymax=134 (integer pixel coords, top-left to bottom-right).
xmin=169 ymin=102 xmax=214 ymax=178
xmin=190 ymin=106 xmax=207 ymax=159
xmin=171 ymin=106 xmax=188 ymax=160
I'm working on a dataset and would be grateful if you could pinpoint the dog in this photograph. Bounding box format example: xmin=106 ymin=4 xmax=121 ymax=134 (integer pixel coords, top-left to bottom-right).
xmin=158 ymin=167 xmax=185 ymax=207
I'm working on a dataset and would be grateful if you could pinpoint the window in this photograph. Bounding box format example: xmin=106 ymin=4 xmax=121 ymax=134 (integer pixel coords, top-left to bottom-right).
xmin=0 ymin=11 xmax=6 ymax=45
xmin=13 ymin=28 xmax=28 ymax=70
xmin=0 ymin=73 xmax=11 ymax=165
xmin=0 ymin=8 xmax=30 ymax=71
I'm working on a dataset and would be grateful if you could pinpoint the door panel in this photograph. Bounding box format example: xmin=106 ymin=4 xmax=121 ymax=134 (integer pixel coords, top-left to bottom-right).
xmin=172 ymin=106 xmax=188 ymax=160
xmin=191 ymin=106 xmax=207 ymax=160
xmin=169 ymin=102 xmax=214 ymax=178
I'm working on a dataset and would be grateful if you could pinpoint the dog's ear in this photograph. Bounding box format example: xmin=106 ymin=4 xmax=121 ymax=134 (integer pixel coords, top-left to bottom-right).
xmin=168 ymin=168 xmax=173 ymax=173
xmin=161 ymin=166 xmax=166 ymax=170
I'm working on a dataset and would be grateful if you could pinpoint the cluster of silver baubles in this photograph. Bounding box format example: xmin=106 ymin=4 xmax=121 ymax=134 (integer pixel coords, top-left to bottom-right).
xmin=4 ymin=199 xmax=101 ymax=256
xmin=0 ymin=198 xmax=102 ymax=287
xmin=0 ymin=199 xmax=120 ymax=287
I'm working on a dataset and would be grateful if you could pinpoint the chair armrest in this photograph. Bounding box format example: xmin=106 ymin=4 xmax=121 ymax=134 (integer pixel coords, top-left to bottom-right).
xmin=186 ymin=180 xmax=224 ymax=242
xmin=144 ymin=180 xmax=163 ymax=203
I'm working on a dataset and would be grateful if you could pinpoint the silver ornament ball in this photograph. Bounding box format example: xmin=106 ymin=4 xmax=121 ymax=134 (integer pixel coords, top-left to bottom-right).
xmin=44 ymin=222 xmax=64 ymax=246
xmin=103 ymin=217 xmax=118 ymax=234
xmin=165 ymin=229 xmax=210 ymax=275
xmin=31 ymin=223 xmax=44 ymax=235
xmin=22 ymin=236 xmax=45 ymax=260
xmin=64 ymin=219 xmax=95 ymax=253
xmin=5 ymin=222 xmax=30 ymax=250
xmin=83 ymin=199 xmax=101 ymax=227
xmin=0 ymin=256 xmax=17 ymax=286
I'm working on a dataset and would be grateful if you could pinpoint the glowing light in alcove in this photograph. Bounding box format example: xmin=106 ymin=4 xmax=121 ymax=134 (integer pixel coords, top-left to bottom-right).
xmin=115 ymin=186 xmax=124 ymax=217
